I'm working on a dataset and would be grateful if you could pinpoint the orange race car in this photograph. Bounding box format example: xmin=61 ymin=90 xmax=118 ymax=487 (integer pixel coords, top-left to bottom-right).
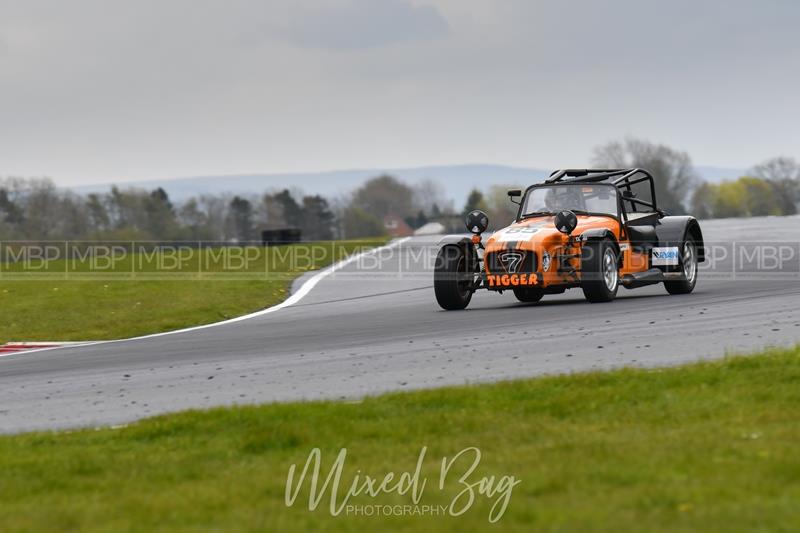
xmin=434 ymin=168 xmax=705 ymax=310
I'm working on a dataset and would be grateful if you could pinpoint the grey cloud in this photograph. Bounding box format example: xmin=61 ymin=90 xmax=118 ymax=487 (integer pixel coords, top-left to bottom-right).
xmin=286 ymin=0 xmax=448 ymax=50
xmin=1 ymin=1 xmax=799 ymax=186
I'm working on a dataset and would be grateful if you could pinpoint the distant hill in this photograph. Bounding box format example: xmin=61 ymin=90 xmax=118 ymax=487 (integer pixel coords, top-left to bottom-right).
xmin=71 ymin=164 xmax=747 ymax=208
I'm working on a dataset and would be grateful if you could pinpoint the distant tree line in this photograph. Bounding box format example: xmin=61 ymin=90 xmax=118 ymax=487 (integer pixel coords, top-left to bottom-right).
xmin=691 ymin=158 xmax=799 ymax=218
xmin=1 ymin=140 xmax=797 ymax=241
xmin=0 ymin=179 xmax=340 ymax=242
xmin=0 ymin=175 xmax=455 ymax=242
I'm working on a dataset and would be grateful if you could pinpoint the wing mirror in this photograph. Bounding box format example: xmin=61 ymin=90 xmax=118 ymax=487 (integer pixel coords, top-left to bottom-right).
xmin=507 ymin=189 xmax=522 ymax=205
xmin=465 ymin=210 xmax=489 ymax=235
xmin=554 ymin=210 xmax=578 ymax=235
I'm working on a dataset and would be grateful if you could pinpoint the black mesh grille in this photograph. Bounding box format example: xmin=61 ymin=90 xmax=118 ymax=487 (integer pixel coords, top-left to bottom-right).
xmin=485 ymin=250 xmax=537 ymax=274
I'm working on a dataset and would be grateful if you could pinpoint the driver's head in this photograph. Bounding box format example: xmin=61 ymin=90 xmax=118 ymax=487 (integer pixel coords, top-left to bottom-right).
xmin=552 ymin=187 xmax=583 ymax=211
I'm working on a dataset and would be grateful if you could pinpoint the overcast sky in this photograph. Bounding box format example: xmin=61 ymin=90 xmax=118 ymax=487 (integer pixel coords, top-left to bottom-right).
xmin=1 ymin=0 xmax=799 ymax=186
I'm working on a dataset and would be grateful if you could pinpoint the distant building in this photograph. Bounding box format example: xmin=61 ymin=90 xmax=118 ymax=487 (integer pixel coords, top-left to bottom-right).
xmin=414 ymin=222 xmax=446 ymax=236
xmin=382 ymin=214 xmax=413 ymax=237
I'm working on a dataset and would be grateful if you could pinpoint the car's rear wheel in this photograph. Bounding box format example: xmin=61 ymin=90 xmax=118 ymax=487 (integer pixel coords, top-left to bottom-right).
xmin=513 ymin=287 xmax=543 ymax=303
xmin=434 ymin=244 xmax=475 ymax=310
xmin=581 ymin=238 xmax=619 ymax=303
xmin=664 ymin=238 xmax=698 ymax=295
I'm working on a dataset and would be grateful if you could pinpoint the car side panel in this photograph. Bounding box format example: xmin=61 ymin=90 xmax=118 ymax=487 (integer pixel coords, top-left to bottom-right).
xmin=654 ymin=216 xmax=705 ymax=262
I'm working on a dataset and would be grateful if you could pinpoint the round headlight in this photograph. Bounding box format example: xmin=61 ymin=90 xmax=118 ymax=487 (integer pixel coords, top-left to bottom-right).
xmin=465 ymin=210 xmax=489 ymax=234
xmin=554 ymin=210 xmax=578 ymax=235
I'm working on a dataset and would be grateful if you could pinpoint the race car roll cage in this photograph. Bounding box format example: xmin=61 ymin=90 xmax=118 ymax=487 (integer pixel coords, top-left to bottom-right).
xmin=516 ymin=168 xmax=662 ymax=230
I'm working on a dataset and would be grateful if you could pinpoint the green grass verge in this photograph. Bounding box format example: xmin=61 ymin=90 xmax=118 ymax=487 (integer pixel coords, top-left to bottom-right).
xmin=2 ymin=347 xmax=800 ymax=531
xmin=0 ymin=239 xmax=387 ymax=343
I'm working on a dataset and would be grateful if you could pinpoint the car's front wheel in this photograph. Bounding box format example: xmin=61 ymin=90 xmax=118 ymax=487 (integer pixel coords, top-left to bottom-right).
xmin=434 ymin=244 xmax=475 ymax=310
xmin=581 ymin=238 xmax=619 ymax=303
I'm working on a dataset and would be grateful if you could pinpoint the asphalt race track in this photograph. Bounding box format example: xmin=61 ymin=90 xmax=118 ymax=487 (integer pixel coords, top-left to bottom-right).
xmin=1 ymin=216 xmax=799 ymax=433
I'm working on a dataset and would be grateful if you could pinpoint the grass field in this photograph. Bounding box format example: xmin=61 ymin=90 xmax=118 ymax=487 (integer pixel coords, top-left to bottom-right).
xmin=1 ymin=346 xmax=799 ymax=532
xmin=0 ymin=239 xmax=386 ymax=344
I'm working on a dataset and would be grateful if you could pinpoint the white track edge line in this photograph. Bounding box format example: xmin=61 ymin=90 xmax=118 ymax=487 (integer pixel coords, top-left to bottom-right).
xmin=2 ymin=237 xmax=411 ymax=358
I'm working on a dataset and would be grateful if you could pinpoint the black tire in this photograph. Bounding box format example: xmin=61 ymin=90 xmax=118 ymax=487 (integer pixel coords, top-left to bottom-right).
xmin=581 ymin=238 xmax=619 ymax=303
xmin=513 ymin=287 xmax=543 ymax=303
xmin=434 ymin=245 xmax=475 ymax=310
xmin=664 ymin=238 xmax=698 ymax=295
